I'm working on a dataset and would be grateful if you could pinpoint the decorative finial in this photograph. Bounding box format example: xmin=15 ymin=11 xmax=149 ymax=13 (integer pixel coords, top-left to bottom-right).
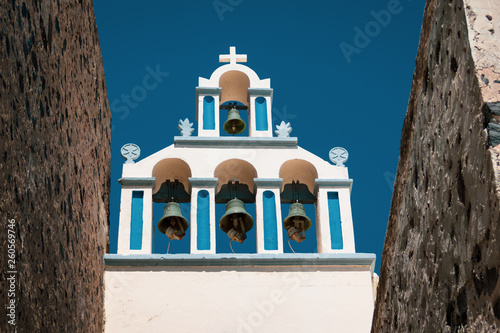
xmin=329 ymin=147 xmax=348 ymax=167
xmin=121 ymin=143 xmax=141 ymax=164
xmin=219 ymin=46 xmax=247 ymax=64
xmin=178 ymin=118 xmax=194 ymax=137
xmin=275 ymin=121 xmax=292 ymax=138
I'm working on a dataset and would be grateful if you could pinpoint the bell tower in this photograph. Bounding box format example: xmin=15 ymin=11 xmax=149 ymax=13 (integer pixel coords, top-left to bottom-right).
xmin=105 ymin=47 xmax=377 ymax=333
xmin=196 ymin=46 xmax=273 ymax=137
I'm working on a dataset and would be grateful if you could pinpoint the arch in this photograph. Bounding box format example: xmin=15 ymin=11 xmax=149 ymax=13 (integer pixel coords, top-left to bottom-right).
xmin=208 ymin=64 xmax=262 ymax=86
xmin=279 ymin=159 xmax=318 ymax=194
xmin=152 ymin=158 xmax=192 ymax=194
xmin=214 ymin=158 xmax=258 ymax=193
xmin=219 ymin=71 xmax=250 ymax=106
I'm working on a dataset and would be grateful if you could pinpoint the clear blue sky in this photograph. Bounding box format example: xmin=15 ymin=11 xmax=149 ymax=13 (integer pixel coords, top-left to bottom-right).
xmin=94 ymin=0 xmax=425 ymax=272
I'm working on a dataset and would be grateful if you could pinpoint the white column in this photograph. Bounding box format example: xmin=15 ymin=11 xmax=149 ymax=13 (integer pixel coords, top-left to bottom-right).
xmin=248 ymin=88 xmax=273 ymax=138
xmin=196 ymin=87 xmax=222 ymax=137
xmin=254 ymin=178 xmax=283 ymax=254
xmin=117 ymin=177 xmax=156 ymax=254
xmin=314 ymin=179 xmax=355 ymax=253
xmin=189 ymin=178 xmax=218 ymax=254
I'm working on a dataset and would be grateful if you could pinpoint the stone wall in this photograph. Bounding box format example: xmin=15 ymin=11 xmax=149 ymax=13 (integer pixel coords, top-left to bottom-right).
xmin=372 ymin=0 xmax=500 ymax=332
xmin=0 ymin=1 xmax=110 ymax=332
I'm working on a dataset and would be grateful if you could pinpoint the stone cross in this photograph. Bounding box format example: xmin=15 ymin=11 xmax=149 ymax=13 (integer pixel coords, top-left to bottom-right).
xmin=219 ymin=46 xmax=247 ymax=64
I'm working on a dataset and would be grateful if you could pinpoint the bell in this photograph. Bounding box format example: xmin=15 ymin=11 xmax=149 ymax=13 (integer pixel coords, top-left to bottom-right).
xmin=158 ymin=202 xmax=189 ymax=240
xmin=223 ymin=107 xmax=246 ymax=135
xmin=283 ymin=202 xmax=311 ymax=243
xmin=220 ymin=198 xmax=254 ymax=243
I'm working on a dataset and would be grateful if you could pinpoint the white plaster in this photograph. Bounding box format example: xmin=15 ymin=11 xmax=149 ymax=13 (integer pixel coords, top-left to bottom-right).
xmin=197 ymin=93 xmax=221 ymax=137
xmin=315 ymin=186 xmax=355 ymax=254
xmin=119 ymin=143 xmax=352 ymax=255
xmin=105 ymin=266 xmax=375 ymax=333
xmin=117 ymin=186 xmax=153 ymax=255
xmin=248 ymin=95 xmax=274 ymax=137
xmin=124 ymin=145 xmax=348 ymax=181
xmin=219 ymin=46 xmax=247 ymax=64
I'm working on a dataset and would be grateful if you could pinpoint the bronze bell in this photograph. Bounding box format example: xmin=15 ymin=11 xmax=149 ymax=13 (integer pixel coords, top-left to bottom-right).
xmin=223 ymin=107 xmax=246 ymax=135
xmin=158 ymin=202 xmax=189 ymax=240
xmin=220 ymin=198 xmax=254 ymax=243
xmin=283 ymin=202 xmax=311 ymax=243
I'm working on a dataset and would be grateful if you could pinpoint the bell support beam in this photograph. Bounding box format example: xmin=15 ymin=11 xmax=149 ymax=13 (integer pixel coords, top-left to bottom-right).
xmin=253 ymin=178 xmax=284 ymax=254
xmin=248 ymin=88 xmax=273 ymax=138
xmin=189 ymin=178 xmax=218 ymax=254
xmin=117 ymin=177 xmax=156 ymax=254
xmin=314 ymin=179 xmax=355 ymax=254
xmin=196 ymin=87 xmax=222 ymax=137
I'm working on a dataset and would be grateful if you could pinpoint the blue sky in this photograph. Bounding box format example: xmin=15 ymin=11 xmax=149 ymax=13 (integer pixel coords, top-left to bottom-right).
xmin=94 ymin=0 xmax=425 ymax=272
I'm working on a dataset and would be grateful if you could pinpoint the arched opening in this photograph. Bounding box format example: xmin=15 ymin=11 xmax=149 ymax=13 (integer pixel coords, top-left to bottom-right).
xmin=219 ymin=70 xmax=250 ymax=106
xmin=279 ymin=159 xmax=318 ymax=194
xmin=151 ymin=158 xmax=192 ymax=254
xmin=152 ymin=158 xmax=192 ymax=194
xmin=203 ymin=96 xmax=215 ymax=130
xmin=220 ymin=100 xmax=249 ymax=137
xmin=255 ymin=97 xmax=268 ymax=131
xmin=214 ymin=159 xmax=258 ymax=253
xmin=214 ymin=159 xmax=258 ymax=194
xmin=279 ymin=159 xmax=319 ymax=253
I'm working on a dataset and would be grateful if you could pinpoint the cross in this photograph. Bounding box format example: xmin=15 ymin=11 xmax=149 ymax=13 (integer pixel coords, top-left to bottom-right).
xmin=219 ymin=46 xmax=247 ymax=64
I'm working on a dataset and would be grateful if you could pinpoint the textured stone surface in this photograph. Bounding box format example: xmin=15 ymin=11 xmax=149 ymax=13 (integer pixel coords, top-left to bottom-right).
xmin=372 ymin=0 xmax=500 ymax=332
xmin=0 ymin=1 xmax=110 ymax=332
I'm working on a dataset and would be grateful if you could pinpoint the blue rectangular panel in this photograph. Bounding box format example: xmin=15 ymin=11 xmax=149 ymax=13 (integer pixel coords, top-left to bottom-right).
xmin=263 ymin=191 xmax=278 ymax=250
xmin=197 ymin=190 xmax=210 ymax=250
xmin=130 ymin=191 xmax=144 ymax=250
xmin=203 ymin=96 xmax=215 ymax=130
xmin=327 ymin=192 xmax=343 ymax=249
xmin=255 ymin=97 xmax=268 ymax=131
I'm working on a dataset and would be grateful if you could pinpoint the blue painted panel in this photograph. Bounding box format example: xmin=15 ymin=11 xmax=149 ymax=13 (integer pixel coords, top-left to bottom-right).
xmin=197 ymin=190 xmax=210 ymax=250
xmin=130 ymin=191 xmax=144 ymax=250
xmin=255 ymin=97 xmax=268 ymax=131
xmin=203 ymin=96 xmax=215 ymax=130
xmin=328 ymin=192 xmax=343 ymax=249
xmin=263 ymin=191 xmax=278 ymax=250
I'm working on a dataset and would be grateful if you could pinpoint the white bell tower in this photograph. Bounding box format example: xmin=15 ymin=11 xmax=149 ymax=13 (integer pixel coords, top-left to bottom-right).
xmin=105 ymin=47 xmax=377 ymax=333
xmin=196 ymin=46 xmax=273 ymax=138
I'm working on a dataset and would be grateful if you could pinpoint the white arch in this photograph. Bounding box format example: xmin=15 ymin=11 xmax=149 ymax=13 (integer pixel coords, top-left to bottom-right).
xmin=198 ymin=63 xmax=270 ymax=89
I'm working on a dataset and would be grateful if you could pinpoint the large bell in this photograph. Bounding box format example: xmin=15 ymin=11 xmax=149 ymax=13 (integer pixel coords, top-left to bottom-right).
xmin=158 ymin=202 xmax=189 ymax=240
xmin=283 ymin=202 xmax=311 ymax=243
xmin=223 ymin=107 xmax=246 ymax=135
xmin=220 ymin=198 xmax=254 ymax=243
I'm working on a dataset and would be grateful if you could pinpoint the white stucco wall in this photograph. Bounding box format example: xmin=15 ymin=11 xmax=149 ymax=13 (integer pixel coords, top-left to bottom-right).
xmin=105 ymin=256 xmax=375 ymax=333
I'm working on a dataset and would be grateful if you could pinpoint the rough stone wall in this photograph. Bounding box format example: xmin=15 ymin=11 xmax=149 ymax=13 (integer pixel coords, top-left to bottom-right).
xmin=372 ymin=0 xmax=500 ymax=332
xmin=0 ymin=1 xmax=110 ymax=332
